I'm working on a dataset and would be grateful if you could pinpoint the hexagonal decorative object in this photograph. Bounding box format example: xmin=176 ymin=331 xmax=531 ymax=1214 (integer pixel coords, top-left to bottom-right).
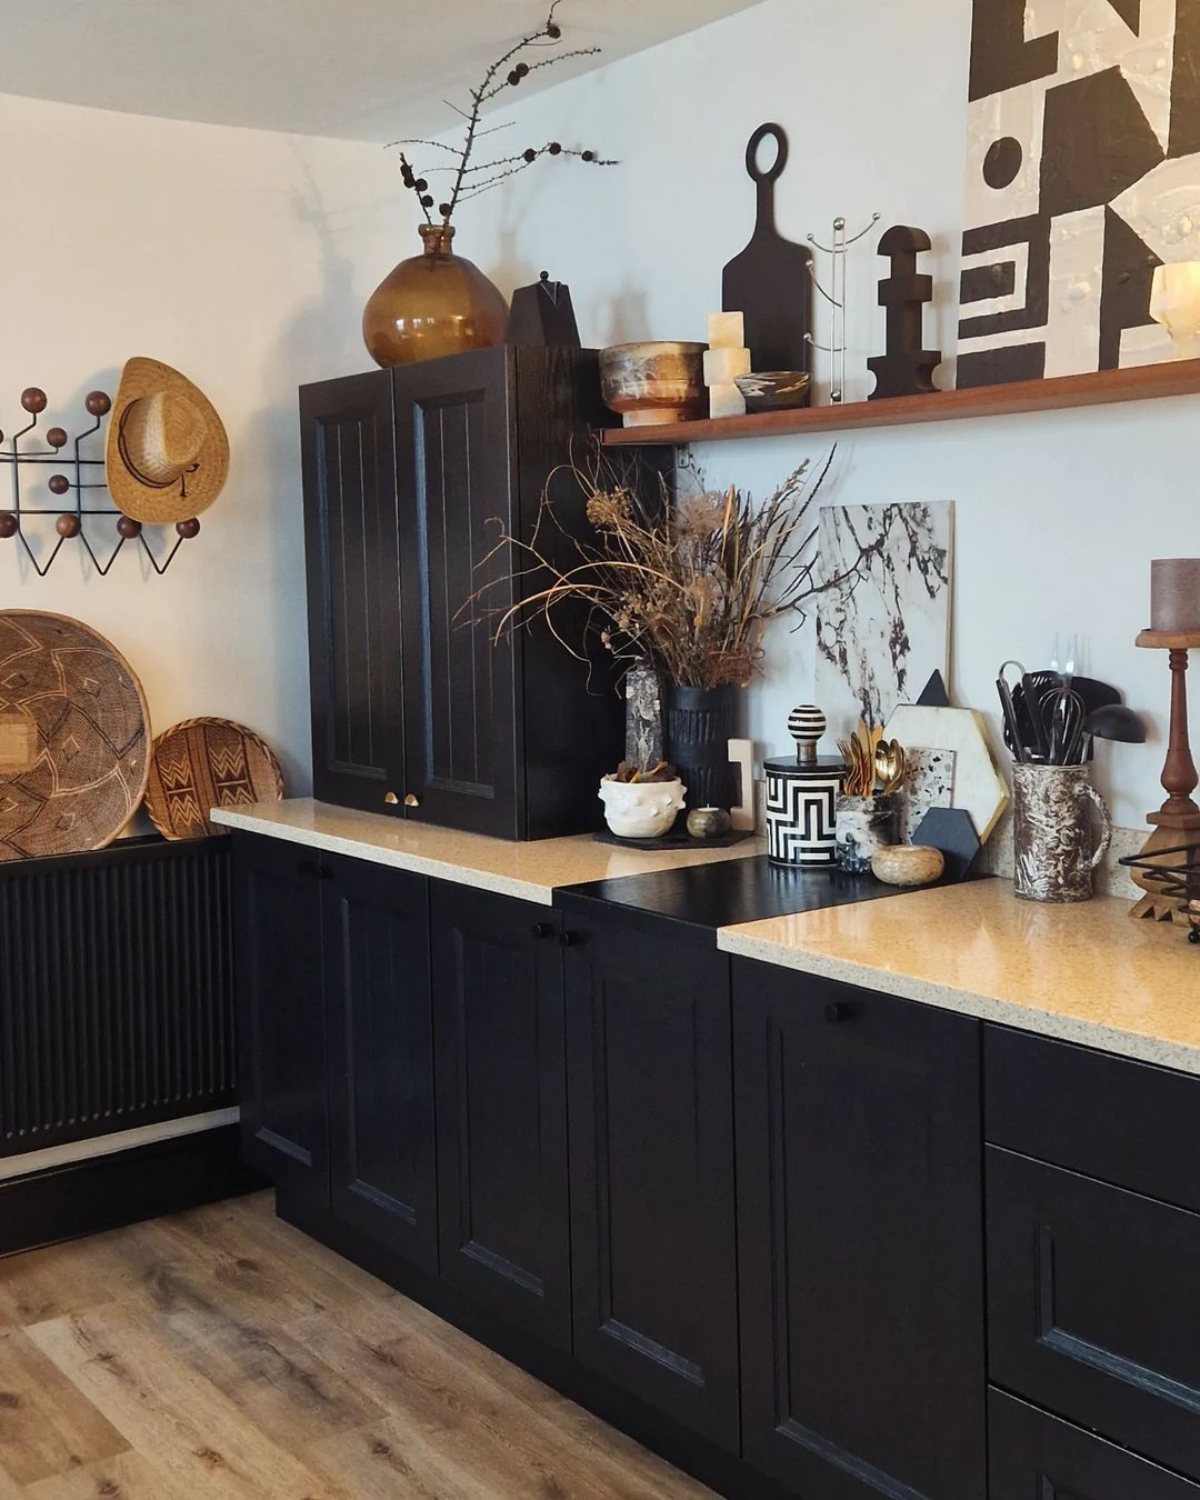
xmin=883 ymin=704 xmax=1009 ymax=844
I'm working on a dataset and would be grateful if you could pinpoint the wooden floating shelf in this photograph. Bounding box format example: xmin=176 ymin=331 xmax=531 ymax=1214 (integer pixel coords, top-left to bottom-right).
xmin=600 ymin=357 xmax=1200 ymax=447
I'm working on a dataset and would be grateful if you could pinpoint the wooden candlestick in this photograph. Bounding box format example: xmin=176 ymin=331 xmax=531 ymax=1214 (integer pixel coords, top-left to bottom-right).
xmin=1131 ymin=630 xmax=1200 ymax=922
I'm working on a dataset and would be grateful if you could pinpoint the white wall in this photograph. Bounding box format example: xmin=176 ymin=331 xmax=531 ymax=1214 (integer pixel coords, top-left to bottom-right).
xmin=0 ymin=92 xmax=402 ymax=795
xmin=422 ymin=0 xmax=1200 ymax=830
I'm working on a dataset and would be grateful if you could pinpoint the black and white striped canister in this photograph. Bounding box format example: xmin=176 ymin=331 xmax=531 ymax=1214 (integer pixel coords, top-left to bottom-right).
xmin=788 ymin=704 xmax=826 ymax=764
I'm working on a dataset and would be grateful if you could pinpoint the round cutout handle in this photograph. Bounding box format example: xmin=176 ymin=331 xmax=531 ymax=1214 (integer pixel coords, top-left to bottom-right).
xmin=746 ymin=123 xmax=789 ymax=184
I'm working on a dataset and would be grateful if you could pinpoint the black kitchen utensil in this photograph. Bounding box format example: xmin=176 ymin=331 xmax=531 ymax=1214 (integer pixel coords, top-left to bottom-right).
xmin=722 ymin=124 xmax=813 ymax=372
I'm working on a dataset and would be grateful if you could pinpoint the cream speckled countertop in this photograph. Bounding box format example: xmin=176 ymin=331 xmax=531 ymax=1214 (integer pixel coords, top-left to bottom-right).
xmin=720 ymin=881 xmax=1200 ymax=1074
xmin=212 ymin=798 xmax=763 ymax=906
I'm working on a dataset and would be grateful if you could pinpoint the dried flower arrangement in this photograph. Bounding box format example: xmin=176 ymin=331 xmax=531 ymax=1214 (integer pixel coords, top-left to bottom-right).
xmin=389 ymin=1 xmax=617 ymax=228
xmin=472 ymin=449 xmax=856 ymax=693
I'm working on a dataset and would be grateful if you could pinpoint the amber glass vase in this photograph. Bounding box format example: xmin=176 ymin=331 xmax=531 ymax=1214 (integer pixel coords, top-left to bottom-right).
xmin=362 ymin=224 xmax=509 ymax=368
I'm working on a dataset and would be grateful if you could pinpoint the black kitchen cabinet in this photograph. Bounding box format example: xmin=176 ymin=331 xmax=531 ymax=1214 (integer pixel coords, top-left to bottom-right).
xmin=989 ymin=1390 xmax=1200 ymax=1499
xmin=732 ymin=960 xmax=986 ymax=1500
xmin=325 ymin=854 xmax=437 ymax=1272
xmin=301 ymin=346 xmax=633 ymax=840
xmin=431 ymin=885 xmax=570 ymax=1347
xmin=233 ymin=833 xmax=329 ymax=1202
xmin=562 ymin=914 xmax=740 ymax=1453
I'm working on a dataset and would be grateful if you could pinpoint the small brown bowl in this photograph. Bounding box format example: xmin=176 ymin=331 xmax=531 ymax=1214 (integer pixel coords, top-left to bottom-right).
xmin=600 ymin=342 xmax=707 ymax=427
xmin=734 ymin=370 xmax=812 ymax=414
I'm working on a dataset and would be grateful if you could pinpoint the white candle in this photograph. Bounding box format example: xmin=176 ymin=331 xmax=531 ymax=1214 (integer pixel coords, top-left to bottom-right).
xmin=704 ymin=347 xmax=751 ymax=386
xmin=708 ymin=311 xmax=745 ymax=350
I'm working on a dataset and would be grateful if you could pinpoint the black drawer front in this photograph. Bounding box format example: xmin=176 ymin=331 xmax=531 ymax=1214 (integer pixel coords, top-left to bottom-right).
xmin=988 ymin=1145 xmax=1200 ymax=1481
xmin=984 ymin=1026 xmax=1200 ymax=1212
xmin=990 ymin=1390 xmax=1200 ymax=1499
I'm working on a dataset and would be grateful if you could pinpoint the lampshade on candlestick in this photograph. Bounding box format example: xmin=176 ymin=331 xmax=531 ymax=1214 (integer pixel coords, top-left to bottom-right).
xmin=1130 ymin=558 xmax=1200 ymax=923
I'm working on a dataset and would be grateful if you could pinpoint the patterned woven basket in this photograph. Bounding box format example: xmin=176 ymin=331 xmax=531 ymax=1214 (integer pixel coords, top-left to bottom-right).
xmin=144 ymin=717 xmax=284 ymax=839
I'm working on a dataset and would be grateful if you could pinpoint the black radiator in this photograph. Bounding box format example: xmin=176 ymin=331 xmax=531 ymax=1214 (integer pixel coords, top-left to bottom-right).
xmin=0 ymin=835 xmax=236 ymax=1160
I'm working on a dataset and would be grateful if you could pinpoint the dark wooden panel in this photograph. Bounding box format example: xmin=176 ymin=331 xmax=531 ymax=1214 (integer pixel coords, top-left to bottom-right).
xmin=432 ymin=883 xmax=569 ymax=1347
xmin=0 ymin=1125 xmax=264 ymax=1258
xmin=0 ymin=836 xmax=234 ymax=1159
xmin=395 ymin=348 xmax=520 ymax=838
xmin=513 ymin=346 xmax=634 ymax=839
xmin=990 ymin=1390 xmax=1200 ymax=1499
xmin=985 ymin=1027 xmax=1200 ymax=1214
xmin=232 ymin=832 xmax=329 ymax=1202
xmin=563 ymin=915 xmax=739 ymax=1452
xmin=734 ymin=961 xmax=986 ymax=1500
xmin=988 ymin=1144 xmax=1200 ymax=1481
xmin=325 ymin=854 xmax=436 ymax=1272
xmin=301 ymin=370 xmax=405 ymax=816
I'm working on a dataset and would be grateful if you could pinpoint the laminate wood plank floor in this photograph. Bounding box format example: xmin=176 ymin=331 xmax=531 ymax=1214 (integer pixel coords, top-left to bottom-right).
xmin=0 ymin=1193 xmax=716 ymax=1500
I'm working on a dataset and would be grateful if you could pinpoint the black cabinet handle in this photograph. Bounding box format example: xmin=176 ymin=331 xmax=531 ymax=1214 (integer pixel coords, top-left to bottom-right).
xmin=559 ymin=930 xmax=581 ymax=948
xmin=824 ymin=1001 xmax=853 ymax=1024
xmin=531 ymin=922 xmax=554 ymax=940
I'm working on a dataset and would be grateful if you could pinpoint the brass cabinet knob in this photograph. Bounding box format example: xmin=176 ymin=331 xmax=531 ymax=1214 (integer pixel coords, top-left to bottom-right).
xmin=384 ymin=791 xmax=399 ymax=806
xmin=404 ymin=793 xmax=420 ymax=808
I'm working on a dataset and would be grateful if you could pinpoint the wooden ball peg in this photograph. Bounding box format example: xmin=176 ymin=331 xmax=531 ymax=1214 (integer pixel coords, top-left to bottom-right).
xmin=0 ymin=512 xmax=18 ymax=539
xmin=21 ymin=388 xmax=48 ymax=414
xmin=116 ymin=515 xmax=142 ymax=539
xmin=46 ymin=427 xmax=68 ymax=450
xmin=85 ymin=391 xmax=112 ymax=416
xmin=176 ymin=517 xmax=200 ymax=539
xmin=48 ymin=473 xmax=71 ymax=496
xmin=56 ymin=513 xmax=81 ymax=538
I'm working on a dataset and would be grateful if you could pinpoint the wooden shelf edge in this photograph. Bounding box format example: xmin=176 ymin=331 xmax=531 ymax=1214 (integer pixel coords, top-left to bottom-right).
xmin=599 ymin=357 xmax=1200 ymax=447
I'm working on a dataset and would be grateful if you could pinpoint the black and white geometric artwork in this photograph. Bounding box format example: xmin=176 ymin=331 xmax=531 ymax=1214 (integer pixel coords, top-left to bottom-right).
xmin=958 ymin=0 xmax=1200 ymax=384
xmin=765 ymin=761 xmax=843 ymax=866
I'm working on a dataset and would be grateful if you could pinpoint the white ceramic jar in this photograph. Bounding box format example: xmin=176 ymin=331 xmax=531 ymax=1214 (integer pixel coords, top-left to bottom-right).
xmin=599 ymin=777 xmax=686 ymax=839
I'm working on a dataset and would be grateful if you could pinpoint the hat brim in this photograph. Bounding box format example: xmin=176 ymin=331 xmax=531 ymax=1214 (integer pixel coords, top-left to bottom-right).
xmin=105 ymin=357 xmax=230 ymax=525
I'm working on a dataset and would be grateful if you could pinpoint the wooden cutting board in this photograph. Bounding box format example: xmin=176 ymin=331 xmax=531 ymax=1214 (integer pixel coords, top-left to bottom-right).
xmin=721 ymin=123 xmax=813 ymax=373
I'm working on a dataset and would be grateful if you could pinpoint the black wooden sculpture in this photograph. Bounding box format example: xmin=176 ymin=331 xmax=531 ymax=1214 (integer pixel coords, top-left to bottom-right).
xmin=505 ymin=271 xmax=581 ymax=348
xmin=722 ymin=124 xmax=813 ymax=372
xmin=867 ymin=226 xmax=942 ymax=400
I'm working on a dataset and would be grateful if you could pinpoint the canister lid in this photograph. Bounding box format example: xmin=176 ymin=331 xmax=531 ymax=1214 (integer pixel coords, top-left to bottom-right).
xmin=764 ymin=755 xmax=846 ymax=777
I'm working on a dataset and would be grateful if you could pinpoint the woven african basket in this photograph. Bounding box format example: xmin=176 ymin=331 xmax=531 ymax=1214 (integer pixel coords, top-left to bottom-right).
xmin=0 ymin=611 xmax=151 ymax=862
xmin=145 ymin=717 xmax=284 ymax=839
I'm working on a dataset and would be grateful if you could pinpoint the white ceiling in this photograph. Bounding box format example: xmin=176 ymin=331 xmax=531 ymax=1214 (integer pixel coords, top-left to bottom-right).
xmin=0 ymin=0 xmax=767 ymax=143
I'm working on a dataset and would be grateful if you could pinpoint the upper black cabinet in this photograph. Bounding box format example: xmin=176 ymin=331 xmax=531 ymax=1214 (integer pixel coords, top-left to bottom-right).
xmin=733 ymin=961 xmax=986 ymax=1500
xmin=301 ymin=346 xmax=629 ymax=840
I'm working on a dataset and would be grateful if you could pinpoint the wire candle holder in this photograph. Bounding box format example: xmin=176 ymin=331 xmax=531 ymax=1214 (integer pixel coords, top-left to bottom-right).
xmin=0 ymin=387 xmax=200 ymax=577
xmin=805 ymin=212 xmax=881 ymax=404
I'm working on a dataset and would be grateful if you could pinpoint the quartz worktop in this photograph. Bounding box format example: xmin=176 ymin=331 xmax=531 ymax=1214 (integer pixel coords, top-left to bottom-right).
xmin=211 ymin=798 xmax=764 ymax=906
xmin=720 ymin=881 xmax=1200 ymax=1075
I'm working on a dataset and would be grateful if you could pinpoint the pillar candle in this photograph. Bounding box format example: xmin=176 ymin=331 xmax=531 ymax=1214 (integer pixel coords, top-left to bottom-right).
xmin=704 ymin=347 xmax=751 ymax=386
xmin=1151 ymin=558 xmax=1200 ymax=632
xmin=708 ymin=311 xmax=745 ymax=349
xmin=709 ymin=384 xmax=746 ymax=419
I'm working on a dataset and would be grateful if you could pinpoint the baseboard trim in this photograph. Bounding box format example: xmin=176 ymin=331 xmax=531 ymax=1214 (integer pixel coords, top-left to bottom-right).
xmin=0 ymin=1123 xmax=266 ymax=1257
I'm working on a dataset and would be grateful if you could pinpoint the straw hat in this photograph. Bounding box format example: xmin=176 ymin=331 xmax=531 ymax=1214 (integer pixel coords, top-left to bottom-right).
xmin=105 ymin=357 xmax=229 ymax=525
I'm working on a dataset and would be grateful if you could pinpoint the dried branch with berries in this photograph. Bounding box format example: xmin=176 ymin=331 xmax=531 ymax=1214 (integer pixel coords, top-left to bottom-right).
xmin=389 ymin=0 xmax=616 ymax=228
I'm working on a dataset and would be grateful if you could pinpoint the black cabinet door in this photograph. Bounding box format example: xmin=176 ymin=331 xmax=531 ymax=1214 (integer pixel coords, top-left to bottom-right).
xmin=990 ymin=1390 xmax=1200 ymax=1499
xmin=432 ymin=884 xmax=570 ymax=1348
xmin=394 ymin=348 xmax=521 ymax=838
xmin=301 ymin=370 xmax=405 ymax=817
xmin=733 ymin=962 xmax=986 ymax=1500
xmin=233 ymin=833 xmax=329 ymax=1202
xmin=324 ymin=853 xmax=437 ymax=1272
xmin=987 ymin=1144 xmax=1200 ymax=1483
xmin=563 ymin=917 xmax=739 ymax=1452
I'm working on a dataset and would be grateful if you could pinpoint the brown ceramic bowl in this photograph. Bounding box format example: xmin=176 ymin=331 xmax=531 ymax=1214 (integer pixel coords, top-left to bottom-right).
xmin=599 ymin=342 xmax=707 ymax=427
xmin=734 ymin=370 xmax=812 ymax=413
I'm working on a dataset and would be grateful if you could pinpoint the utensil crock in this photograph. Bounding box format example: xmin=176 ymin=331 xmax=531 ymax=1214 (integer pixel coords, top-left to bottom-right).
xmin=1013 ymin=762 xmax=1113 ymax=903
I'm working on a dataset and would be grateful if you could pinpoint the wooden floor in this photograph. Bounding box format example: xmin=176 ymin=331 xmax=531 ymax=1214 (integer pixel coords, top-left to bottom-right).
xmin=0 ymin=1192 xmax=716 ymax=1500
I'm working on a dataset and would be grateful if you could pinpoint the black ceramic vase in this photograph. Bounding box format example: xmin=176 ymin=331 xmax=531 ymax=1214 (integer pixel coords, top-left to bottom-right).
xmin=667 ymin=683 xmax=737 ymax=812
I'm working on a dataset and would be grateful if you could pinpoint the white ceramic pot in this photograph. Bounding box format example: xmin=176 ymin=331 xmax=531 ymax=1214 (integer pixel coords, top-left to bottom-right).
xmin=599 ymin=777 xmax=686 ymax=839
